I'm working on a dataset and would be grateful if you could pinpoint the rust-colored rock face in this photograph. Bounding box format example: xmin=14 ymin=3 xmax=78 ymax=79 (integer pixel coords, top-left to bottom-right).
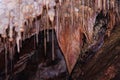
xmin=57 ymin=25 xmax=82 ymax=73
xmin=54 ymin=1 xmax=96 ymax=73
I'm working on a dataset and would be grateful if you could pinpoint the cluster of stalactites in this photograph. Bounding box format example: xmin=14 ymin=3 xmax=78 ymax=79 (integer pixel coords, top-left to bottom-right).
xmin=95 ymin=0 xmax=116 ymax=12
xmin=0 ymin=0 xmax=62 ymax=53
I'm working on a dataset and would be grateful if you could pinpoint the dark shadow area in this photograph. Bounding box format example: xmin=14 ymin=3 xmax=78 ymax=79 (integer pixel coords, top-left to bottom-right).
xmin=0 ymin=29 xmax=68 ymax=80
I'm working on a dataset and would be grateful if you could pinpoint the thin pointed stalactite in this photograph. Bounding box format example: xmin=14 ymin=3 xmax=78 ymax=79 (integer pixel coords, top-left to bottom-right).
xmin=16 ymin=0 xmax=21 ymax=53
xmin=44 ymin=18 xmax=47 ymax=56
xmin=22 ymin=20 xmax=27 ymax=40
xmin=44 ymin=0 xmax=49 ymax=57
xmin=4 ymin=40 xmax=8 ymax=80
xmin=82 ymin=0 xmax=85 ymax=39
xmin=26 ymin=20 xmax=29 ymax=35
xmin=35 ymin=17 xmax=38 ymax=46
xmin=108 ymin=0 xmax=110 ymax=10
xmin=19 ymin=37 xmax=22 ymax=48
xmin=103 ymin=0 xmax=106 ymax=11
xmin=30 ymin=18 xmax=33 ymax=29
xmin=16 ymin=31 xmax=21 ymax=53
xmin=9 ymin=42 xmax=13 ymax=79
xmin=9 ymin=20 xmax=13 ymax=42
xmin=56 ymin=3 xmax=59 ymax=40
xmin=46 ymin=5 xmax=49 ymax=42
xmin=28 ymin=20 xmax=31 ymax=38
xmin=22 ymin=26 xmax=25 ymax=41
xmin=52 ymin=22 xmax=55 ymax=61
xmin=9 ymin=11 xmax=13 ymax=42
xmin=98 ymin=0 xmax=102 ymax=10
xmin=48 ymin=6 xmax=55 ymax=60
xmin=9 ymin=10 xmax=14 ymax=78
xmin=34 ymin=32 xmax=36 ymax=50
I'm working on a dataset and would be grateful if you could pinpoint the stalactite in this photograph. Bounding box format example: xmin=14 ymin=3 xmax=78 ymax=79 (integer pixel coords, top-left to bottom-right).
xmin=59 ymin=0 xmax=62 ymax=6
xmin=75 ymin=7 xmax=79 ymax=22
xmin=97 ymin=0 xmax=102 ymax=11
xmin=82 ymin=0 xmax=89 ymax=44
xmin=82 ymin=0 xmax=85 ymax=34
xmin=49 ymin=0 xmax=56 ymax=8
xmin=15 ymin=0 xmax=21 ymax=53
xmin=103 ymin=0 xmax=106 ymax=11
xmin=43 ymin=0 xmax=50 ymax=56
xmin=19 ymin=6 xmax=24 ymax=48
xmin=48 ymin=8 xmax=55 ymax=61
xmin=27 ymin=19 xmax=31 ymax=38
xmin=22 ymin=4 xmax=29 ymax=32
xmin=35 ymin=17 xmax=39 ymax=45
xmin=8 ymin=11 xmax=13 ymax=42
xmin=9 ymin=42 xmax=13 ymax=60
xmin=8 ymin=41 xmax=13 ymax=79
xmin=46 ymin=4 xmax=49 ymax=42
xmin=44 ymin=12 xmax=46 ymax=56
xmin=87 ymin=0 xmax=90 ymax=41
xmin=16 ymin=31 xmax=21 ymax=53
xmin=30 ymin=18 xmax=33 ymax=29
xmin=56 ymin=3 xmax=59 ymax=39
xmin=29 ymin=4 xmax=34 ymax=26
xmin=44 ymin=26 xmax=47 ymax=56
xmin=16 ymin=37 xmax=20 ymax=53
xmin=33 ymin=29 xmax=36 ymax=49
xmin=20 ymin=23 xmax=24 ymax=34
xmin=4 ymin=40 xmax=8 ymax=80
xmin=51 ymin=22 xmax=55 ymax=61
xmin=107 ymin=0 xmax=110 ymax=10
xmin=22 ymin=26 xmax=26 ymax=41
xmin=33 ymin=1 xmax=39 ymax=46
